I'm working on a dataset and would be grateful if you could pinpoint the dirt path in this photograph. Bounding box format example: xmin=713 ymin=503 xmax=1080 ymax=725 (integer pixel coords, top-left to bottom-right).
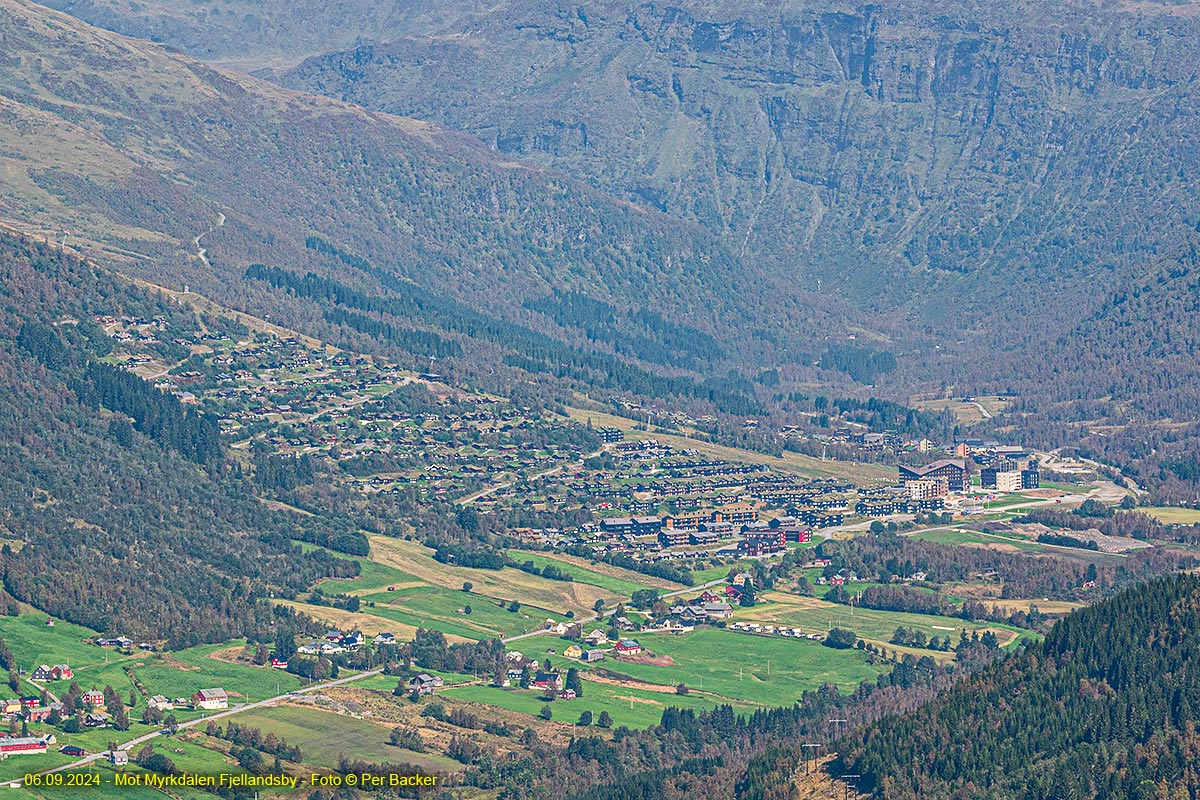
xmin=193 ymin=211 xmax=225 ymax=268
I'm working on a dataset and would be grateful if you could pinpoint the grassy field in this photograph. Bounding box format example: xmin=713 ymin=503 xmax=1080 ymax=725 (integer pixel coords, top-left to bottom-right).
xmin=357 ymin=584 xmax=559 ymax=641
xmin=908 ymin=527 xmax=1052 ymax=553
xmin=0 ymin=612 xmax=122 ymax=675
xmin=909 ymin=395 xmax=1010 ymax=425
xmin=320 ymin=557 xmax=425 ymax=595
xmin=367 ymin=536 xmax=623 ymax=614
xmin=278 ymin=600 xmax=439 ymax=642
xmin=130 ymin=643 xmax=306 ymax=703
xmin=1139 ymin=506 xmax=1200 ymax=525
xmin=908 ymin=528 xmax=1043 ymax=552
xmin=230 ymin=704 xmax=458 ymax=771
xmin=0 ymin=614 xmax=303 ymax=712
xmin=443 ymin=680 xmax=741 ymax=730
xmin=737 ymin=592 xmax=1034 ymax=650
xmin=691 ymin=561 xmax=755 ymax=584
xmin=351 ymin=669 xmax=476 ymax=694
xmin=573 ymin=628 xmax=889 ymax=706
xmin=565 ymin=407 xmax=896 ymax=485
xmin=509 ymin=551 xmax=679 ymax=595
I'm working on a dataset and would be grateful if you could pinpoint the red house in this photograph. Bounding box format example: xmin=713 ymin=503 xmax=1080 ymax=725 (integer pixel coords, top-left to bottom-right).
xmin=0 ymin=737 xmax=47 ymax=755
xmin=81 ymin=690 xmax=105 ymax=707
xmin=723 ymin=584 xmax=742 ymax=598
xmin=26 ymin=707 xmax=52 ymax=723
xmin=51 ymin=665 xmax=73 ymax=681
xmin=270 ymin=658 xmax=288 ymax=669
xmin=614 ymin=639 xmax=642 ymax=656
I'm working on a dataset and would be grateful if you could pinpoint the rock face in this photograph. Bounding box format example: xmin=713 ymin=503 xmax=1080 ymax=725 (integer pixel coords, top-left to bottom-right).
xmin=274 ymin=1 xmax=1200 ymax=330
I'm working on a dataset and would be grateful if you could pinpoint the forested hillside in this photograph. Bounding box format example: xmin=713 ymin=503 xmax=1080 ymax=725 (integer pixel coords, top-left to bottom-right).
xmin=38 ymin=0 xmax=1200 ymax=495
xmin=0 ymin=232 xmax=356 ymax=647
xmin=838 ymin=573 xmax=1200 ymax=799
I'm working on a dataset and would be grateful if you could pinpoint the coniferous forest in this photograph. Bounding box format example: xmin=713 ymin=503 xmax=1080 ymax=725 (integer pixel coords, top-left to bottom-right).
xmin=0 ymin=233 xmax=356 ymax=647
xmin=838 ymin=573 xmax=1200 ymax=799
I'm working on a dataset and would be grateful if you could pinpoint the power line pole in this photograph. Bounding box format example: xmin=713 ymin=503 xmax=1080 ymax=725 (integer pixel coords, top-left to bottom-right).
xmin=839 ymin=774 xmax=861 ymax=800
xmin=829 ymin=717 xmax=847 ymax=740
xmin=802 ymin=742 xmax=821 ymax=775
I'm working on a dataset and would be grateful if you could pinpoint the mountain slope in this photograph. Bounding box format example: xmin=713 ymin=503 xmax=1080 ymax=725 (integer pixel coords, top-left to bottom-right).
xmin=50 ymin=1 xmax=1200 ymax=432
xmin=840 ymin=573 xmax=1200 ymax=799
xmin=3 ymin=0 xmax=849 ymax=408
xmin=0 ymin=230 xmax=356 ymax=647
xmin=273 ymin=0 xmax=1200 ymax=331
xmin=37 ymin=0 xmax=471 ymax=69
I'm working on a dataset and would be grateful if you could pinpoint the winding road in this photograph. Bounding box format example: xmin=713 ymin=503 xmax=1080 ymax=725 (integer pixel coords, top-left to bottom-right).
xmin=192 ymin=212 xmax=226 ymax=268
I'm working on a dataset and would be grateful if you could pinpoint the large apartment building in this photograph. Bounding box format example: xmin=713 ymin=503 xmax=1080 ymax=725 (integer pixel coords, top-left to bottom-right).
xmin=898 ymin=459 xmax=968 ymax=493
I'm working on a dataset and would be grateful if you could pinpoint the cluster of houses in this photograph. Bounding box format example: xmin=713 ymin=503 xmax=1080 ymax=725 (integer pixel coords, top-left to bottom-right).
xmin=94 ymin=635 xmax=156 ymax=651
xmin=669 ymin=587 xmax=736 ymax=622
xmin=495 ymin=651 xmax=579 ymax=697
xmin=728 ymin=621 xmax=824 ymax=641
xmin=296 ymin=629 xmax=394 ymax=656
xmin=30 ymin=664 xmax=73 ymax=682
xmin=3 ymin=696 xmax=64 ymax=725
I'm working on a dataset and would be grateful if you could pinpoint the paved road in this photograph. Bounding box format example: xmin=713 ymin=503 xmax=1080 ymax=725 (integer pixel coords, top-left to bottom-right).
xmin=23 ymin=667 xmax=386 ymax=783
xmin=458 ymin=449 xmax=604 ymax=506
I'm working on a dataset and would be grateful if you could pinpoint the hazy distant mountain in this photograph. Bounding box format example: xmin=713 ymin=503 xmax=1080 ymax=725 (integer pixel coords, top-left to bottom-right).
xmin=281 ymin=2 xmax=1200 ymax=337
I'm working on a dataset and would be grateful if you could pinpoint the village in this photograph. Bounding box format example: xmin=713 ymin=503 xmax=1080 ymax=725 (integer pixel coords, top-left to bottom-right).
xmin=0 ymin=301 xmax=1119 ymax=795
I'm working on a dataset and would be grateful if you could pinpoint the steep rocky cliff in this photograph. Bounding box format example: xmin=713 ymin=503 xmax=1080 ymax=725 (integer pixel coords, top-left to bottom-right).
xmin=274 ymin=1 xmax=1200 ymax=333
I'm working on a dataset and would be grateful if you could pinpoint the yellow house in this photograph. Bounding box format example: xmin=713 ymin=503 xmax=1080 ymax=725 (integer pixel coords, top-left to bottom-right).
xmin=563 ymin=644 xmax=582 ymax=659
xmin=2 ymin=699 xmax=21 ymax=716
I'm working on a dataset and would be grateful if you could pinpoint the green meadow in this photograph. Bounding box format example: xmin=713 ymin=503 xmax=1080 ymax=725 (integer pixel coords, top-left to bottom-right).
xmin=230 ymin=704 xmax=458 ymax=772
xmin=443 ymin=679 xmax=742 ymax=730
xmin=574 ymin=628 xmax=889 ymax=706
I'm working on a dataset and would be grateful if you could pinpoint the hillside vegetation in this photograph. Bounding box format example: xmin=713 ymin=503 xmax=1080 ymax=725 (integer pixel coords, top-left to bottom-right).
xmin=2 ymin=0 xmax=805 ymax=415
xmin=840 ymin=573 xmax=1200 ymax=798
xmin=35 ymin=0 xmax=1200 ymax=495
xmin=0 ymin=232 xmax=356 ymax=645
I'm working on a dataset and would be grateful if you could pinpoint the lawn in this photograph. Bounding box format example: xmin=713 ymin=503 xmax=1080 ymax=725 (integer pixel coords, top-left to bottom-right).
xmin=442 ymin=680 xmax=741 ymax=730
xmin=573 ymin=628 xmax=890 ymax=707
xmin=737 ymin=592 xmax=1035 ymax=651
xmin=691 ymin=562 xmax=750 ymax=584
xmin=319 ymin=557 xmax=424 ymax=595
xmin=0 ymin=612 xmax=124 ymax=676
xmin=127 ymin=643 xmax=305 ymax=704
xmin=908 ymin=528 xmax=1046 ymax=552
xmin=231 ymin=704 xmax=458 ymax=772
xmin=351 ymin=669 xmax=476 ymax=694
